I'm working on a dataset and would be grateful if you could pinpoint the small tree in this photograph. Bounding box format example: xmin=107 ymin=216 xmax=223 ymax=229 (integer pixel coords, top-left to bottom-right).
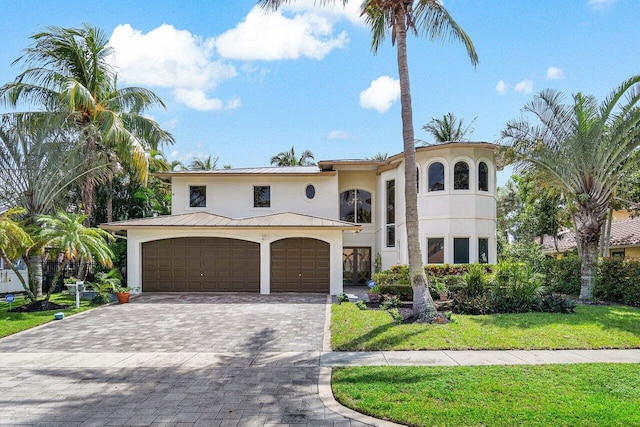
xmin=0 ymin=207 xmax=36 ymax=301
xmin=37 ymin=212 xmax=115 ymax=300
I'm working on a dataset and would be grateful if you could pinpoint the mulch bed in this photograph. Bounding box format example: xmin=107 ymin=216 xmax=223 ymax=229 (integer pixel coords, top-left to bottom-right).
xmin=8 ymin=300 xmax=69 ymax=313
xmin=365 ymin=301 xmax=451 ymax=324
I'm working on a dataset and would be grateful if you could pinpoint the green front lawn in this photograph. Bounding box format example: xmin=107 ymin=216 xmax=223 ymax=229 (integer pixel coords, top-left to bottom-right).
xmin=0 ymin=293 xmax=95 ymax=338
xmin=332 ymin=364 xmax=640 ymax=427
xmin=332 ymin=303 xmax=640 ymax=350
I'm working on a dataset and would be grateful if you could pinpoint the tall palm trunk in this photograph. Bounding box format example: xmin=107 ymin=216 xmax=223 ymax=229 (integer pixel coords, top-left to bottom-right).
xmin=395 ymin=12 xmax=437 ymax=318
xmin=578 ymin=237 xmax=599 ymax=301
xmin=81 ymin=130 xmax=96 ymax=226
xmin=27 ymin=254 xmax=43 ymax=298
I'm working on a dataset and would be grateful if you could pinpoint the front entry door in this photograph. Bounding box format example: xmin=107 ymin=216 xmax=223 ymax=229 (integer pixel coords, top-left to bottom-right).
xmin=342 ymin=247 xmax=371 ymax=286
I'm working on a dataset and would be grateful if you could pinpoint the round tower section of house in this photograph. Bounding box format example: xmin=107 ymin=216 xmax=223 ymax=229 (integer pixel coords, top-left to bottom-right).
xmin=416 ymin=142 xmax=497 ymax=265
xmin=375 ymin=142 xmax=498 ymax=270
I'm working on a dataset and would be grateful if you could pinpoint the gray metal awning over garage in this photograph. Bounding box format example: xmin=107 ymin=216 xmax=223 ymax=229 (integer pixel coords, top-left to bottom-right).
xmin=99 ymin=211 xmax=361 ymax=232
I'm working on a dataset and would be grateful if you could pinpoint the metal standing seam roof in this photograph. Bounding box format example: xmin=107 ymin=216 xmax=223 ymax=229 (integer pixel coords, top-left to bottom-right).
xmin=99 ymin=211 xmax=362 ymax=231
xmin=541 ymin=217 xmax=640 ymax=252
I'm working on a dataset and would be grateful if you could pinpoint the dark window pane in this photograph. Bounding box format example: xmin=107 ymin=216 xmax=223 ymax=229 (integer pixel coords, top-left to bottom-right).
xmin=189 ymin=185 xmax=206 ymax=207
xmin=428 ymin=162 xmax=444 ymax=191
xmin=416 ymin=167 xmax=420 ymax=193
xmin=386 ymin=225 xmax=395 ymax=247
xmin=305 ymin=184 xmax=316 ymax=199
xmin=478 ymin=162 xmax=488 ymax=192
xmin=454 ymin=162 xmax=469 ymax=190
xmin=427 ymin=238 xmax=444 ymax=264
xmin=356 ymin=190 xmax=372 ymax=223
xmin=386 ymin=180 xmax=395 ymax=224
xmin=340 ymin=190 xmax=356 ymax=222
xmin=340 ymin=189 xmax=371 ymax=224
xmin=478 ymin=238 xmax=489 ymax=264
xmin=253 ymin=186 xmax=271 ymax=207
xmin=454 ymin=238 xmax=469 ymax=264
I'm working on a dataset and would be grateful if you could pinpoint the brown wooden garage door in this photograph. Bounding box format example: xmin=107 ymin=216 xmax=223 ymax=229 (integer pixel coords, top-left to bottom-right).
xmin=271 ymin=238 xmax=330 ymax=293
xmin=142 ymin=237 xmax=260 ymax=292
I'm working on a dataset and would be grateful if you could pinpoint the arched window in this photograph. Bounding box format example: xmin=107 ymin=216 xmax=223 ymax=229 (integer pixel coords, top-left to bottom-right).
xmin=339 ymin=189 xmax=372 ymax=224
xmin=454 ymin=161 xmax=469 ymax=190
xmin=478 ymin=162 xmax=489 ymax=192
xmin=428 ymin=162 xmax=444 ymax=191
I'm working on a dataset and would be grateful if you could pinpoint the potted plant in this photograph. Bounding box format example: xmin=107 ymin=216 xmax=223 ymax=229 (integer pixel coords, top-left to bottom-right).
xmin=113 ymin=285 xmax=132 ymax=304
xmin=433 ymin=278 xmax=449 ymax=301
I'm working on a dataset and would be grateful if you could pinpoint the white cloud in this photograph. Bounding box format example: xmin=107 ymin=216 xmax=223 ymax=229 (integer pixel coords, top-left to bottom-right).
xmin=328 ymin=130 xmax=349 ymax=140
xmin=359 ymin=76 xmax=400 ymax=113
xmin=495 ymin=80 xmax=509 ymax=95
xmin=546 ymin=66 xmax=564 ymax=80
xmin=281 ymin=0 xmax=365 ymax=26
xmin=588 ymin=0 xmax=618 ymax=10
xmin=216 ymin=5 xmax=349 ymax=61
xmin=108 ymin=24 xmax=237 ymax=110
xmin=514 ymin=79 xmax=534 ymax=95
xmin=173 ymin=89 xmax=224 ymax=112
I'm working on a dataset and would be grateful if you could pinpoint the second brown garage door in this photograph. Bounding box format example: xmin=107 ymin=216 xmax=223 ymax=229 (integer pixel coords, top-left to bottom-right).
xmin=271 ymin=238 xmax=330 ymax=293
xmin=142 ymin=237 xmax=260 ymax=292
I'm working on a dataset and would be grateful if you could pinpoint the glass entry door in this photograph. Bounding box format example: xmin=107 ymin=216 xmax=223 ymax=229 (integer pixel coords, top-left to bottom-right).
xmin=342 ymin=247 xmax=372 ymax=286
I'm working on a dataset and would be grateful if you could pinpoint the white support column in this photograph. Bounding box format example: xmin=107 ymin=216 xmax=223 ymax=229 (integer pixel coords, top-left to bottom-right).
xmin=260 ymin=240 xmax=270 ymax=294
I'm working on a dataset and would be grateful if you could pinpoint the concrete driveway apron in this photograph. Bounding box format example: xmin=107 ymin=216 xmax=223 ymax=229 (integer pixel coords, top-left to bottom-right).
xmin=0 ymin=293 xmax=375 ymax=427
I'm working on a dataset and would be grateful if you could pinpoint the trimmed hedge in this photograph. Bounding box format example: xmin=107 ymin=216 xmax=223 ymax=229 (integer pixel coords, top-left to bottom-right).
xmin=377 ymin=284 xmax=413 ymax=300
xmin=544 ymin=256 xmax=640 ymax=308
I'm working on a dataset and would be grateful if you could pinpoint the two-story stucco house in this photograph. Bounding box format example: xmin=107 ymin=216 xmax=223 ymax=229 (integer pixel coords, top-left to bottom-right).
xmin=101 ymin=142 xmax=498 ymax=295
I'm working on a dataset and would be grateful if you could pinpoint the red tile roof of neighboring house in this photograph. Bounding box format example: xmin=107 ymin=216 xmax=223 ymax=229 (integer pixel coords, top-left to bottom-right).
xmin=541 ymin=217 xmax=640 ymax=253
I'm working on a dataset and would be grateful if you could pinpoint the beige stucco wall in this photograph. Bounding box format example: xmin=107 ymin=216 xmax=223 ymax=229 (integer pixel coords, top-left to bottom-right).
xmin=171 ymin=174 xmax=338 ymax=219
xmin=126 ymin=227 xmax=346 ymax=295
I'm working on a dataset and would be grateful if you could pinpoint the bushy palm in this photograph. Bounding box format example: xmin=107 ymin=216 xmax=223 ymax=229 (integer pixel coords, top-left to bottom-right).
xmin=270 ymin=146 xmax=315 ymax=166
xmin=502 ymin=76 xmax=640 ymax=300
xmin=421 ymin=112 xmax=476 ymax=144
xmin=37 ymin=211 xmax=114 ymax=300
xmin=0 ymin=207 xmax=35 ymax=300
xmin=188 ymin=155 xmax=219 ymax=171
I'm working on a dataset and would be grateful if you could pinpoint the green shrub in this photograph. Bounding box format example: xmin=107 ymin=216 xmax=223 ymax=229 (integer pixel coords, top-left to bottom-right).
xmin=463 ymin=264 xmax=487 ymax=297
xmin=337 ymin=293 xmax=349 ymax=303
xmin=355 ymin=300 xmax=367 ymax=310
xmin=378 ymin=284 xmax=413 ymax=300
xmin=596 ymin=258 xmax=640 ymax=307
xmin=371 ymin=270 xmax=406 ymax=287
xmin=544 ymin=255 xmax=581 ymax=294
xmin=380 ymin=294 xmax=403 ymax=309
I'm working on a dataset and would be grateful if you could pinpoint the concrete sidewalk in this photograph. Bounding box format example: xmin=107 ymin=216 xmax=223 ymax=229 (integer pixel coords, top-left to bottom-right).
xmin=1 ymin=349 xmax=639 ymax=369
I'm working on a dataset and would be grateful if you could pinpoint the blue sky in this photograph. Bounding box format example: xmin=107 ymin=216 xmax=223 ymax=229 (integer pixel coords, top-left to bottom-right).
xmin=1 ymin=0 xmax=639 ymax=185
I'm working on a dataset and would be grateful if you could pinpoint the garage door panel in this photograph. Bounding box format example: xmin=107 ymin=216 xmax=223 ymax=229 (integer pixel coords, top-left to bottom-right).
xmin=142 ymin=237 xmax=260 ymax=292
xmin=271 ymin=238 xmax=329 ymax=293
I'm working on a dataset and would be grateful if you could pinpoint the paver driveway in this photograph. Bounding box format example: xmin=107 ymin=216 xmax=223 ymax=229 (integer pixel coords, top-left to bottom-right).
xmin=0 ymin=293 xmax=373 ymax=427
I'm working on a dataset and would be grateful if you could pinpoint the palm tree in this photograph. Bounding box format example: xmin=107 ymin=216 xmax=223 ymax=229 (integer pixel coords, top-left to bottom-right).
xmin=37 ymin=211 xmax=114 ymax=300
xmin=0 ymin=25 xmax=174 ymax=225
xmin=188 ymin=155 xmax=219 ymax=171
xmin=270 ymin=146 xmax=315 ymax=166
xmin=421 ymin=112 xmax=476 ymax=144
xmin=368 ymin=152 xmax=389 ymax=161
xmin=0 ymin=114 xmax=94 ymax=297
xmin=0 ymin=207 xmax=35 ymax=300
xmin=501 ymin=76 xmax=640 ymax=301
xmin=261 ymin=1 xmax=477 ymax=318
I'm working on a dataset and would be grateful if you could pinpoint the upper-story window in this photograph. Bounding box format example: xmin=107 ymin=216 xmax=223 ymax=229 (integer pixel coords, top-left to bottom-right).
xmin=340 ymin=189 xmax=372 ymax=223
xmin=478 ymin=161 xmax=489 ymax=192
xmin=454 ymin=161 xmax=469 ymax=190
xmin=428 ymin=162 xmax=444 ymax=191
xmin=189 ymin=185 xmax=206 ymax=208
xmin=416 ymin=167 xmax=420 ymax=193
xmin=253 ymin=185 xmax=271 ymax=208
xmin=386 ymin=180 xmax=395 ymax=247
